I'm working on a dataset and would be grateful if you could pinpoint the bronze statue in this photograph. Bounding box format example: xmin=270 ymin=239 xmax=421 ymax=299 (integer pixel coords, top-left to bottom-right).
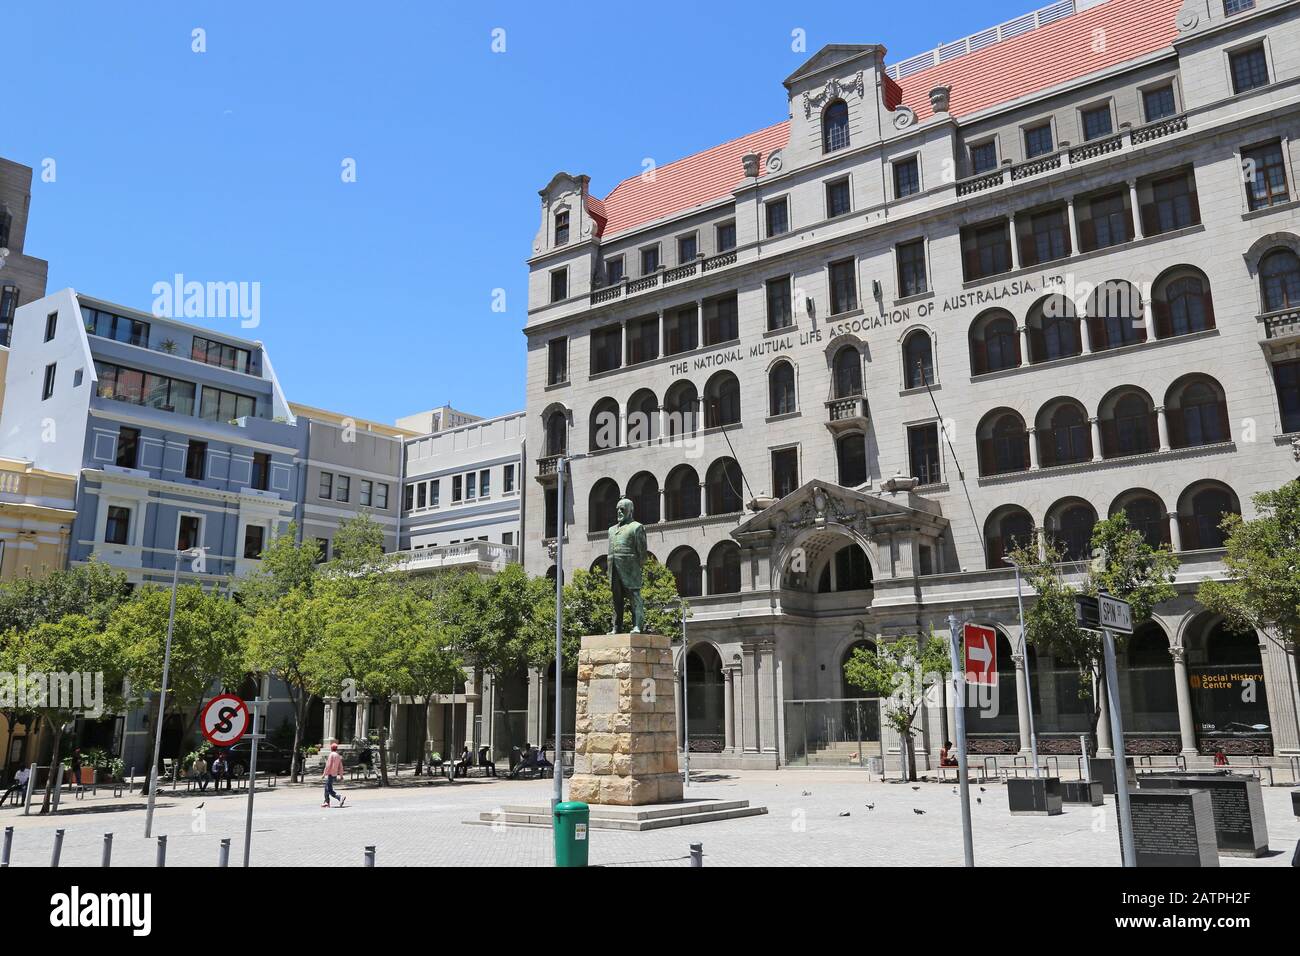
xmin=608 ymin=496 xmax=648 ymax=633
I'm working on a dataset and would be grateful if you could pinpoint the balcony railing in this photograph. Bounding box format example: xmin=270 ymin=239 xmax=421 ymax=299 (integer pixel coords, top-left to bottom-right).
xmin=1068 ymin=133 xmax=1123 ymax=164
xmin=587 ymin=251 xmax=739 ymax=306
xmin=1259 ymin=308 xmax=1300 ymax=341
xmin=826 ymin=395 xmax=869 ymax=429
xmin=536 ymin=455 xmax=563 ymax=480
xmin=393 ymin=541 xmax=520 ymax=573
xmin=956 ymin=168 xmax=1006 ymax=197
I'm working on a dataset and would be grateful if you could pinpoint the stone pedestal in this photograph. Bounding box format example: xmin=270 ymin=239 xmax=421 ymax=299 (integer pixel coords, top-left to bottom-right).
xmin=569 ymin=633 xmax=683 ymax=806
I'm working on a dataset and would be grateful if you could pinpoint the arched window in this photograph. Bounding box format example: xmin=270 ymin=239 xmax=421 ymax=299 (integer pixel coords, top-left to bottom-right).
xmin=816 ymin=543 xmax=873 ymax=592
xmin=588 ymin=478 xmax=620 ymax=533
xmin=836 ymin=433 xmax=868 ymax=487
xmin=1037 ymin=400 xmax=1091 ymax=467
xmin=1111 ymin=490 xmax=1168 ymax=550
xmin=664 ymin=381 xmax=698 ymax=439
xmin=667 ymin=546 xmax=702 ymax=597
xmin=705 ymin=458 xmax=743 ymax=515
xmin=1047 ymin=500 xmax=1097 ymax=562
xmin=1178 ymin=482 xmax=1240 ymax=550
xmin=902 ymin=330 xmax=934 ymax=388
xmin=970 ymin=310 xmax=1020 ymax=374
xmin=1100 ymin=389 xmax=1156 ymax=458
xmin=590 ymin=555 xmax=608 ymax=575
xmin=703 ymin=371 xmax=741 ymax=429
xmin=589 ymin=397 xmax=621 ymax=452
xmin=1027 ymin=296 xmax=1081 ymax=364
xmin=625 ymin=471 xmax=660 ymax=525
xmin=544 ymin=410 xmax=567 ymax=457
xmin=984 ymin=505 xmax=1034 ymax=569
xmin=664 ymin=465 xmax=700 ymax=522
xmin=1153 ymin=268 xmax=1214 ymax=338
xmin=823 ymin=100 xmax=850 ymax=153
xmin=706 ymin=541 xmax=742 ymax=594
xmin=1088 ymin=280 xmax=1145 ymax=351
xmin=1261 ymin=249 xmax=1300 ymax=312
xmin=769 ymin=361 xmax=797 ymax=416
xmin=978 ymin=411 xmax=1029 ymax=476
xmin=832 ymin=345 xmax=863 ymax=398
xmin=1167 ymin=376 xmax=1229 ymax=448
xmin=626 ymin=389 xmax=658 ymax=444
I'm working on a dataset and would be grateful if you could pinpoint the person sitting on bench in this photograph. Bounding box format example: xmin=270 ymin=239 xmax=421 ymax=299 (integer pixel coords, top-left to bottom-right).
xmin=940 ymin=740 xmax=959 ymax=768
xmin=477 ymin=746 xmax=496 ymax=777
xmin=511 ymin=743 xmax=540 ymax=778
xmin=535 ymin=745 xmax=554 ymax=774
xmin=0 ymin=766 xmax=30 ymax=807
xmin=454 ymin=746 xmax=472 ymax=778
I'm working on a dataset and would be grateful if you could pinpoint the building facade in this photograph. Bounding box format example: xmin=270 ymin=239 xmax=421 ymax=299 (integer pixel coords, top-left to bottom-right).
xmin=0 ymin=158 xmax=49 ymax=349
xmin=524 ymin=0 xmax=1300 ymax=769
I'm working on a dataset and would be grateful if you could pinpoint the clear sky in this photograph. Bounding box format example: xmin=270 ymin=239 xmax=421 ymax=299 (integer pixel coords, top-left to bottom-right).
xmin=6 ymin=0 xmax=1041 ymax=425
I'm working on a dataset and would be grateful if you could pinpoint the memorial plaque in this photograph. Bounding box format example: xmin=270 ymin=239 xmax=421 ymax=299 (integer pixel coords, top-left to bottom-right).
xmin=1091 ymin=756 xmax=1136 ymax=796
xmin=1128 ymin=789 xmax=1219 ymax=867
xmin=1136 ymin=773 xmax=1269 ymax=857
xmin=587 ymin=678 xmax=620 ymax=716
xmin=1062 ymin=779 xmax=1104 ymax=806
xmin=1007 ymin=776 xmax=1063 ymax=815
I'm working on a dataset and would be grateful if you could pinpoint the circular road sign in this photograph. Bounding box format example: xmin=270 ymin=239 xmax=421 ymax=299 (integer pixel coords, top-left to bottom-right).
xmin=201 ymin=693 xmax=250 ymax=747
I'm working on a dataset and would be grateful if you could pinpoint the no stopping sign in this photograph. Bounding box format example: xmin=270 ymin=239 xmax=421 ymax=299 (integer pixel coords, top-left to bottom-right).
xmin=201 ymin=693 xmax=249 ymax=747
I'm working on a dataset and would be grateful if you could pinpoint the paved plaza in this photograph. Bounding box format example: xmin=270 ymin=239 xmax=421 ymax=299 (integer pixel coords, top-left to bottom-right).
xmin=3 ymin=770 xmax=1297 ymax=867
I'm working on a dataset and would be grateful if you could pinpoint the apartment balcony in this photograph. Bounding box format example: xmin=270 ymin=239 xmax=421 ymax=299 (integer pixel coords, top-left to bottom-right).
xmin=825 ymin=394 xmax=869 ymax=434
xmin=535 ymin=454 xmax=563 ymax=485
xmin=392 ymin=541 xmax=520 ymax=575
xmin=1258 ymin=308 xmax=1300 ymax=345
xmin=587 ymin=251 xmax=739 ymax=307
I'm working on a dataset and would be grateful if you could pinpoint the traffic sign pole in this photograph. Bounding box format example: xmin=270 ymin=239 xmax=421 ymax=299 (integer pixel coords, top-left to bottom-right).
xmin=947 ymin=612 xmax=975 ymax=868
xmin=1101 ymin=620 xmax=1136 ymax=867
xmin=243 ymin=676 xmax=269 ymax=868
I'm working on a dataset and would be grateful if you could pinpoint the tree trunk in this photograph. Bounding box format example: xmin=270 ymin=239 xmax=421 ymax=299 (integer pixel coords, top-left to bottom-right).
xmin=38 ymin=717 xmax=64 ymax=814
xmin=376 ymin=696 xmax=391 ymax=787
xmin=904 ymin=727 xmax=919 ymax=783
xmin=414 ymin=697 xmax=428 ymax=776
xmin=288 ymin=686 xmax=307 ymax=783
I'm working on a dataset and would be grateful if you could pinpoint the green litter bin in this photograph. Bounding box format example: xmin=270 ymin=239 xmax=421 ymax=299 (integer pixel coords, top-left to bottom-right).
xmin=553 ymin=801 xmax=590 ymax=867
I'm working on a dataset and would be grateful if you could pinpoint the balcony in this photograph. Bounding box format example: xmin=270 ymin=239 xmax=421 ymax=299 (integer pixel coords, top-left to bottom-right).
xmin=535 ymin=454 xmax=563 ymax=484
xmin=587 ymin=251 xmax=739 ymax=307
xmin=1259 ymin=308 xmax=1300 ymax=345
xmin=825 ymin=394 xmax=869 ymax=433
xmin=393 ymin=541 xmax=520 ymax=575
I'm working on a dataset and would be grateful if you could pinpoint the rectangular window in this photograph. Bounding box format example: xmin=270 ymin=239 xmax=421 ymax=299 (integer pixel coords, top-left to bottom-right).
xmin=319 ymin=471 xmax=333 ymax=499
xmin=479 ymin=469 xmax=490 ymax=497
xmin=1224 ymin=0 xmax=1255 ymax=12
xmin=83 ymin=307 xmax=150 ymax=347
xmin=1081 ymin=191 xmax=1132 ymax=251
xmin=677 ymin=233 xmax=697 ymax=263
xmin=94 ymin=361 xmax=197 ymax=416
xmin=765 ymin=197 xmax=789 ymax=238
xmin=466 ymin=474 xmax=477 ymax=500
xmin=251 ymin=452 xmax=270 ymax=491
xmin=1145 ymin=173 xmax=1200 ymax=234
xmin=626 ymin=314 xmax=659 ymax=365
xmin=116 ymin=427 xmax=140 ymax=468
xmin=404 ymin=484 xmax=414 ymax=510
xmin=547 ymin=337 xmax=568 ymax=385
xmin=896 ymin=240 xmax=928 ymax=298
xmin=1243 ymin=141 xmax=1290 ymax=211
xmin=41 ymin=363 xmax=56 ymax=400
xmin=199 ymin=386 xmax=256 ymax=422
xmin=1081 ymin=105 xmax=1113 ymax=141
xmin=177 ymin=515 xmax=201 ymax=551
xmin=716 ymin=221 xmax=736 ymax=251
xmin=604 ymin=256 xmax=624 ymax=284
xmin=550 ymin=268 xmax=568 ymax=303
xmin=376 ymin=483 xmax=388 ymax=509
xmin=502 ymin=532 xmax=514 ymax=546
xmin=908 ymin=423 xmax=942 ymax=485
xmin=1024 ymin=207 xmax=1070 ymax=266
xmin=44 ymin=312 xmax=57 ymax=342
xmin=893 ymin=157 xmax=920 ymax=198
xmin=415 ymin=482 xmax=426 ymax=509
xmin=105 ymin=506 xmax=131 ymax=545
xmin=0 ymin=286 xmax=17 ymax=346
xmin=191 ymin=336 xmax=252 ymax=374
xmin=829 ymin=259 xmax=858 ymax=315
xmin=336 ymin=474 xmax=350 ymax=503
xmin=1143 ymin=85 xmax=1177 ymax=121
xmin=554 ymin=211 xmax=569 ymax=245
xmin=1274 ymin=359 xmax=1300 ymax=433
xmin=964 ymin=222 xmax=1012 ymax=281
xmin=826 ymin=178 xmax=852 ymax=218
xmin=703 ymin=294 xmax=739 ymax=346
xmin=315 ymin=538 xmax=330 ymax=563
xmin=185 ymin=440 xmax=207 ymax=480
xmin=766 ymin=276 xmax=793 ymax=331
xmin=452 ymin=475 xmax=463 ymax=502
xmin=243 ymin=525 xmax=266 ymax=560
xmin=666 ymin=306 xmax=698 ymax=355
xmin=504 ymin=463 xmax=515 ymax=493
xmin=771 ymin=448 xmax=799 ymax=500
xmin=430 ymin=479 xmax=440 ymax=507
xmin=970 ymin=141 xmax=998 ymax=175
xmin=1230 ymin=45 xmax=1269 ymax=94
xmin=1024 ymin=123 xmax=1054 ymax=158
xmin=640 ymin=245 xmax=660 ymax=274
xmin=591 ymin=324 xmax=622 ymax=374
xmin=360 ymin=479 xmax=373 ymax=507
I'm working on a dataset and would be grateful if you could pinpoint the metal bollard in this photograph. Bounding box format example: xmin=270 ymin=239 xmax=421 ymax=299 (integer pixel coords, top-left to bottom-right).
xmin=364 ymin=845 xmax=376 ymax=867
xmin=156 ymin=835 xmax=167 ymax=867
xmin=218 ymin=838 xmax=230 ymax=867
xmin=128 ymin=766 xmax=135 ymax=794
xmin=23 ymin=763 xmax=37 ymax=815
xmin=101 ymin=833 xmax=113 ymax=867
xmin=2 ymin=826 xmax=12 ymax=867
xmin=51 ymin=829 xmax=65 ymax=867
xmin=51 ymin=764 xmax=64 ymax=814
xmin=689 ymin=842 xmax=703 ymax=867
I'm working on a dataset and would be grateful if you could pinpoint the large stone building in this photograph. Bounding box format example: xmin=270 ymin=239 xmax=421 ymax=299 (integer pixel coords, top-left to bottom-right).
xmin=0 ymin=157 xmax=48 ymax=349
xmin=524 ymin=0 xmax=1300 ymax=769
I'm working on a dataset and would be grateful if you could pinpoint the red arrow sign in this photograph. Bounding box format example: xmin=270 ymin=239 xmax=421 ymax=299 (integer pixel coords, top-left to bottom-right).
xmin=963 ymin=624 xmax=998 ymax=686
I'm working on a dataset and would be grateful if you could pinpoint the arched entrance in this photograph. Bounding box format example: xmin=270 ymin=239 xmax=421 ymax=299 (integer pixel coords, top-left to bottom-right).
xmin=683 ymin=644 xmax=725 ymax=753
xmin=1120 ymin=623 xmax=1180 ymax=753
xmin=960 ymin=631 xmax=1023 ymax=754
xmin=1185 ymin=616 xmax=1272 ymax=755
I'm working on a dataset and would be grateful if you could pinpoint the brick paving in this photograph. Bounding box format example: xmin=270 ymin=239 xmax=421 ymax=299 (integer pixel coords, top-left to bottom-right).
xmin=2 ymin=770 xmax=1296 ymax=867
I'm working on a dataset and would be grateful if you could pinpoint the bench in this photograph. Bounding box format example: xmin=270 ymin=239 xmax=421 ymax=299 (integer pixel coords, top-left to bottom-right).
xmin=936 ymin=764 xmax=988 ymax=784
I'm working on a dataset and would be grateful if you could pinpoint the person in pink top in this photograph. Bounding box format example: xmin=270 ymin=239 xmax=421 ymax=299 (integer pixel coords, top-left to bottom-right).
xmin=322 ymin=742 xmax=346 ymax=808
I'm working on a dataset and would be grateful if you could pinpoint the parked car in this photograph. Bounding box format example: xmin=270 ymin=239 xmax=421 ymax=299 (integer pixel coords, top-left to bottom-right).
xmin=215 ymin=741 xmax=294 ymax=776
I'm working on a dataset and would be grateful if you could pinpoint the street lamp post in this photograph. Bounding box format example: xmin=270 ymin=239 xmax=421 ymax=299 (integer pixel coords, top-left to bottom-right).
xmin=1003 ymin=556 xmax=1041 ymax=777
xmin=144 ymin=547 xmax=204 ymax=839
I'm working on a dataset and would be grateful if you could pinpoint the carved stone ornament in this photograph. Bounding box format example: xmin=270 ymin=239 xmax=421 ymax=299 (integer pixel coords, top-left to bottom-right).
xmin=892 ymin=107 xmax=917 ymax=130
xmin=802 ymin=70 xmax=866 ymax=118
xmin=1177 ymin=9 xmax=1199 ymax=34
xmin=741 ymin=152 xmax=761 ymax=177
xmin=765 ymin=149 xmax=784 ymax=174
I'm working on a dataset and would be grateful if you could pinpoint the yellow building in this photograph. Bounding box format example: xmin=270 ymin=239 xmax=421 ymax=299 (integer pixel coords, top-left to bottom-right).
xmin=0 ymin=455 xmax=76 ymax=580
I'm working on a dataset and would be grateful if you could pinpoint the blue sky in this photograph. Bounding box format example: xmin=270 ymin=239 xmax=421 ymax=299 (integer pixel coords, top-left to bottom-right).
xmin=6 ymin=0 xmax=1037 ymax=425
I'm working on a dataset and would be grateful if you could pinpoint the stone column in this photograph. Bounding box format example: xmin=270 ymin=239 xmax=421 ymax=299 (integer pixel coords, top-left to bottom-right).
xmin=1155 ymin=405 xmax=1171 ymax=452
xmin=656 ymin=405 xmax=666 ymax=446
xmin=723 ymin=665 xmax=737 ymax=752
xmin=657 ymin=309 xmax=667 ymax=359
xmin=695 ymin=299 xmax=704 ymax=349
xmin=1090 ymin=417 xmax=1104 ymax=462
xmin=1027 ymin=426 xmax=1041 ymax=471
xmin=1169 ymin=646 xmax=1199 ymax=756
xmin=1008 ymin=215 xmax=1020 ymax=271
xmin=1095 ymin=669 xmax=1114 ymax=757
xmin=356 ymin=696 xmax=370 ymax=741
xmin=1012 ymin=652 xmax=1032 ymax=755
xmin=1019 ymin=324 xmax=1032 ymax=366
xmin=741 ymin=643 xmax=759 ymax=752
xmin=1262 ymin=634 xmax=1300 ymax=755
xmin=674 ymin=654 xmax=685 ymax=750
xmin=322 ymin=697 xmax=338 ymax=746
xmin=1167 ymin=512 xmax=1183 ymax=552
xmin=757 ymin=640 xmax=778 ymax=754
xmin=1128 ymin=179 xmax=1144 ymax=239
xmin=1066 ymin=199 xmax=1080 ymax=255
xmin=1079 ymin=308 xmax=1094 ymax=353
xmin=1142 ymin=297 xmax=1159 ymax=343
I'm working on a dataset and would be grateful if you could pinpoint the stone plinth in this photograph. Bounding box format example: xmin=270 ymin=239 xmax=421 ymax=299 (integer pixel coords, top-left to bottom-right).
xmin=568 ymin=633 xmax=683 ymax=806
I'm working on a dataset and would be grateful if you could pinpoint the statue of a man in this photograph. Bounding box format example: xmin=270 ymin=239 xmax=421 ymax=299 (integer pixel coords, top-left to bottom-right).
xmin=608 ymin=496 xmax=648 ymax=633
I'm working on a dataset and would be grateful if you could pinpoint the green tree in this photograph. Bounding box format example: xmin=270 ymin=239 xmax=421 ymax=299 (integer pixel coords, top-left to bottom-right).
xmin=110 ymin=585 xmax=247 ymax=785
xmin=1007 ymin=514 xmax=1179 ymax=752
xmin=843 ymin=634 xmax=949 ymax=782
xmin=236 ymin=522 xmax=320 ymax=610
xmin=0 ymin=614 xmax=128 ymax=811
xmin=328 ymin=513 xmax=390 ymax=576
xmin=0 ymin=560 xmax=131 ymax=633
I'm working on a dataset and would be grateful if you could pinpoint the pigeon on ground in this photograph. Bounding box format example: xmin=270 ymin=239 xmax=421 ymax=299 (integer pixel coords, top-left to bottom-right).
xmin=839 ymin=810 xmax=851 ymax=817
xmin=980 ymin=786 xmax=987 ymax=792
xmin=911 ymin=785 xmax=920 ymax=791
xmin=977 ymin=797 xmax=982 ymax=805
xmin=801 ymin=790 xmax=812 ymax=796
xmin=196 ymin=802 xmax=204 ymax=809
xmin=913 ymin=808 xmax=927 ymax=815
xmin=951 ymin=787 xmax=958 ymax=794
xmin=865 ymin=803 xmax=875 ymax=810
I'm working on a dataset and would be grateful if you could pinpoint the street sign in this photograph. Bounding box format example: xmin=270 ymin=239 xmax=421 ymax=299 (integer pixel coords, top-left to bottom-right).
xmin=1074 ymin=595 xmax=1100 ymax=630
xmin=963 ymin=623 xmax=998 ymax=685
xmin=1098 ymin=594 xmax=1133 ymax=634
xmin=201 ymin=693 xmax=249 ymax=747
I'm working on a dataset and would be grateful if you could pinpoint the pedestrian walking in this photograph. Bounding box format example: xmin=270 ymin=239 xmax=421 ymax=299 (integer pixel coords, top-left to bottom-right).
xmin=322 ymin=742 xmax=346 ymax=808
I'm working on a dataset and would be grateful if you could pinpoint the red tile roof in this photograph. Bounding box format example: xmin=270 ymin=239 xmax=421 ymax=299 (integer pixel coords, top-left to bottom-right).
xmin=593 ymin=0 xmax=1183 ymax=238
